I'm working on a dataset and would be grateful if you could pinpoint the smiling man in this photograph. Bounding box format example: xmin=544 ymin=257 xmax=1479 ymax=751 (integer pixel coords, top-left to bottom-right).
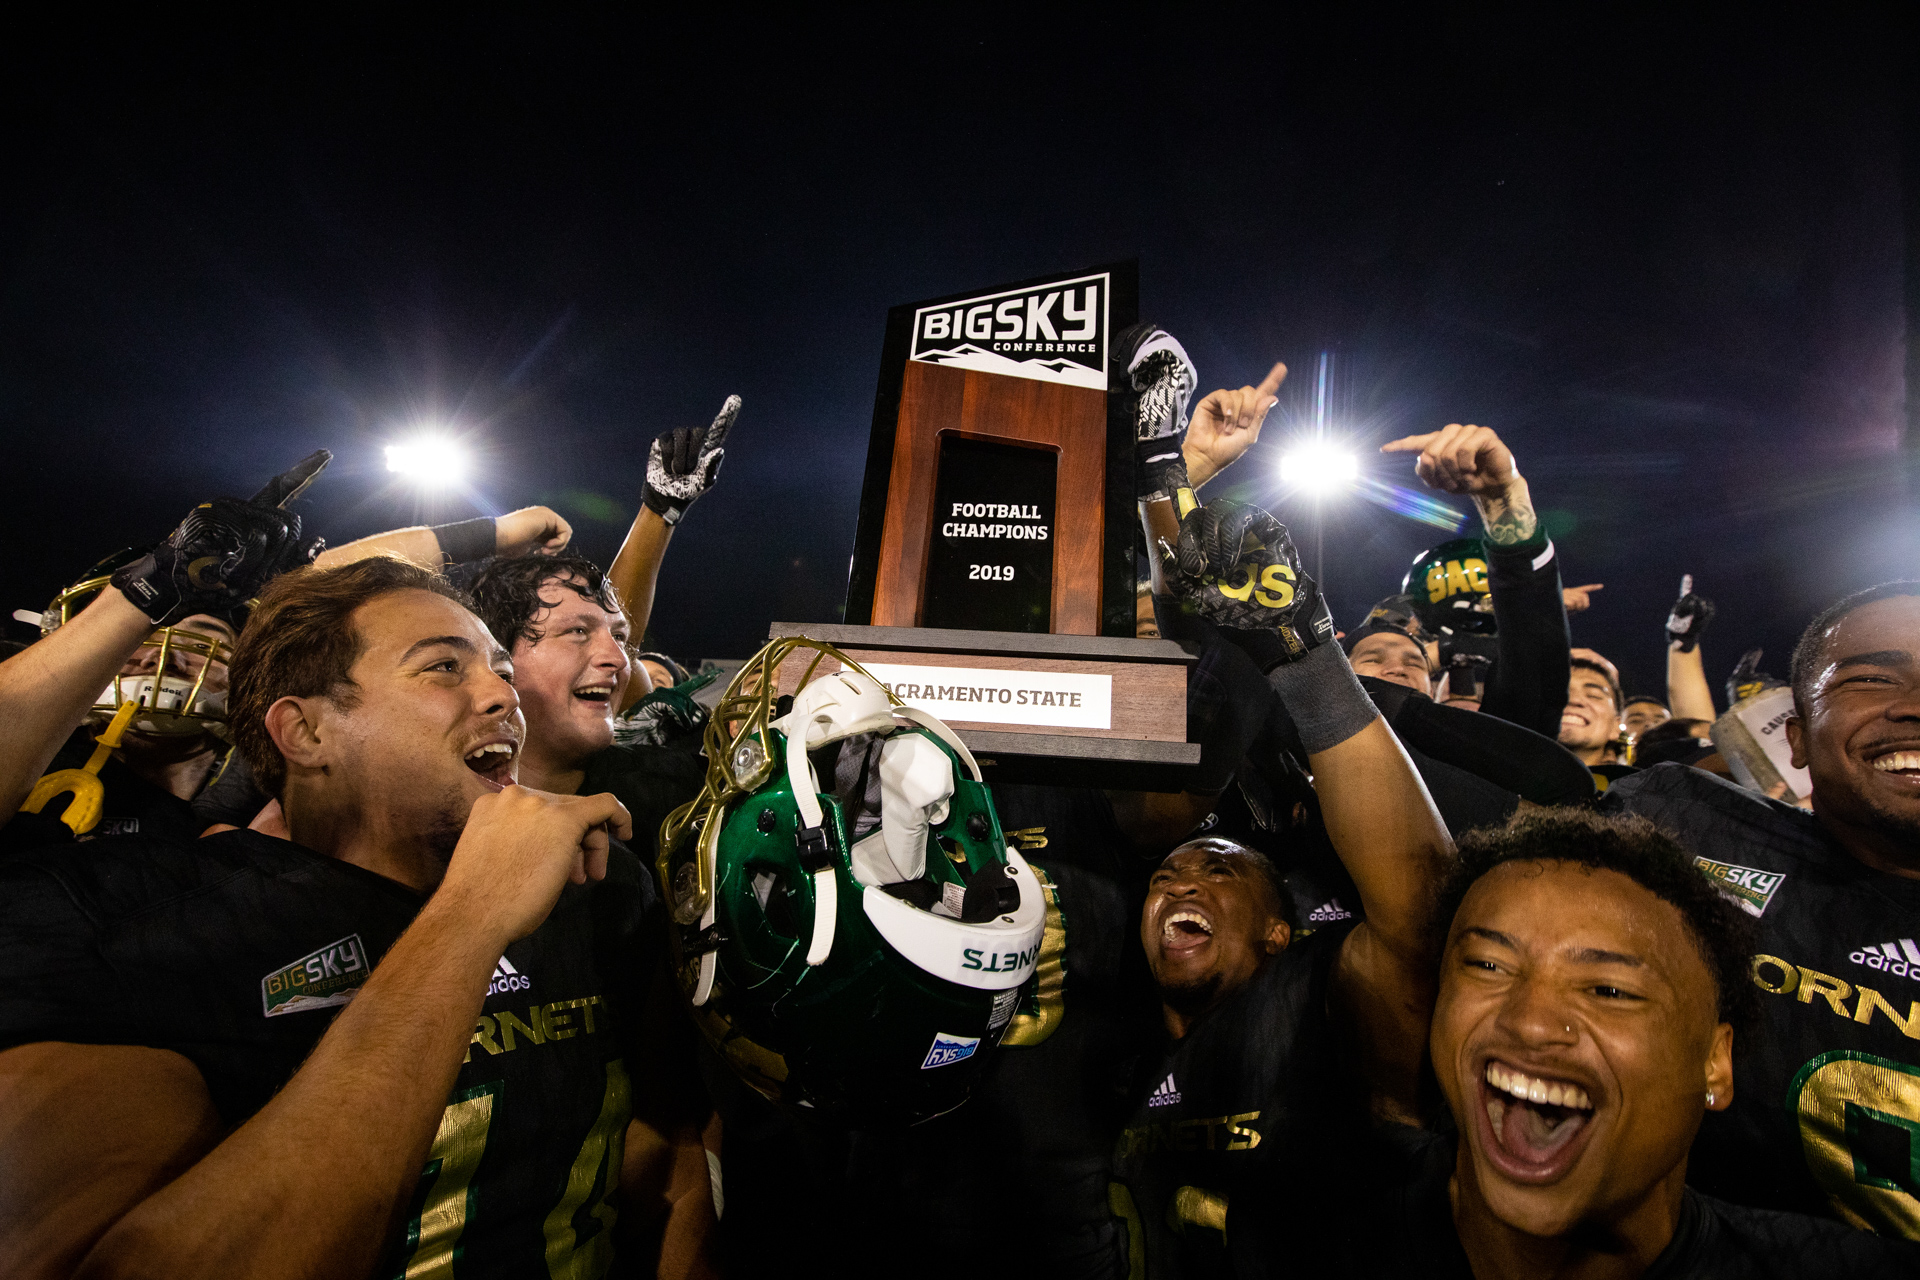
xmin=1110 ymin=495 xmax=1454 ymax=1279
xmin=0 ymin=556 xmax=713 ymax=1279
xmin=465 ymin=553 xmax=706 ymax=852
xmin=1561 ymin=657 xmax=1629 ymax=782
xmin=1599 ymin=582 xmax=1920 ymax=1238
xmin=1228 ymin=808 xmax=1918 ymax=1277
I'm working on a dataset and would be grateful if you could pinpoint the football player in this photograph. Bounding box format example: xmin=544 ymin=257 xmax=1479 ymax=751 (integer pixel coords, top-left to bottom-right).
xmin=0 ymin=556 xmax=713 ymax=1278
xmin=1229 ymin=808 xmax=1920 ymax=1277
xmin=1384 ymin=423 xmax=1572 ymax=738
xmin=1111 ymin=492 xmax=1454 ymax=1277
xmin=1601 ymin=581 xmax=1920 ymax=1239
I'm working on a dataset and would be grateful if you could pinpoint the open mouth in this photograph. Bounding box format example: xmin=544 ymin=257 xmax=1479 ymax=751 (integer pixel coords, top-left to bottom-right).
xmin=1869 ymin=749 xmax=1920 ymax=779
xmin=1160 ymin=908 xmax=1214 ymax=956
xmin=464 ymin=740 xmax=518 ymax=789
xmin=573 ymin=682 xmax=616 ymax=707
xmin=1560 ymin=710 xmax=1589 ymax=730
xmin=1477 ymin=1059 xmax=1598 ymax=1183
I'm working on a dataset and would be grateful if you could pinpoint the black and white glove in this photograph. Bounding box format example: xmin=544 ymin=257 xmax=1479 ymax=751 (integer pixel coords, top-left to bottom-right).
xmin=111 ymin=450 xmax=331 ymax=625
xmin=1116 ymin=323 xmax=1197 ymax=504
xmin=1161 ymin=498 xmax=1334 ymax=670
xmin=1665 ymin=574 xmax=1716 ymax=652
xmin=643 ymin=395 xmax=741 ymax=525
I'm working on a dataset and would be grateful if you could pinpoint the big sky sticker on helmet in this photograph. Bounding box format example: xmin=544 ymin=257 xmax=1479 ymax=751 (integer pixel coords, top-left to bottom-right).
xmin=909 ymin=271 xmax=1108 ymax=390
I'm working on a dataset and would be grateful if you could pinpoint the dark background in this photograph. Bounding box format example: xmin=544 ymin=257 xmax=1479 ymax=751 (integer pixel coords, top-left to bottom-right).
xmin=1 ymin=12 xmax=1908 ymax=702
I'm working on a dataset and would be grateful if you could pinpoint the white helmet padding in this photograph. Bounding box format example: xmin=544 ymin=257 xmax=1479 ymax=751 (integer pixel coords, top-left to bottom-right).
xmin=846 ymin=732 xmax=954 ymax=887
xmin=861 ymin=849 xmax=1047 ymax=991
xmin=766 ymin=664 xmax=1004 ymax=972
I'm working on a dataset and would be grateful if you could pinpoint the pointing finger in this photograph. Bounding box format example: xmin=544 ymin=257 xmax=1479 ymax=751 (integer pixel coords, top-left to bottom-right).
xmin=701 ymin=394 xmax=743 ymax=454
xmin=1680 ymin=574 xmax=1693 ymax=596
xmin=1569 ymin=584 xmax=1604 ymax=593
xmin=251 ymin=449 xmax=334 ymax=508
xmin=1254 ymin=361 xmax=1288 ymax=398
xmin=1380 ymin=434 xmax=1438 ymax=454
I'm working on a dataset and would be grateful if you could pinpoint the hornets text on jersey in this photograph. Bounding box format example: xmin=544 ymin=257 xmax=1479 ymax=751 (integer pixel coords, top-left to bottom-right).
xmin=1601 ymin=764 xmax=1920 ymax=1238
xmin=0 ymin=828 xmax=667 ymax=1278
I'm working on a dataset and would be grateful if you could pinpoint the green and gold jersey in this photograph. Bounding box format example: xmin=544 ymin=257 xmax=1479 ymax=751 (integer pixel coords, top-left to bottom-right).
xmin=1603 ymin=765 xmax=1920 ymax=1239
xmin=1109 ymin=919 xmax=1359 ymax=1280
xmin=0 ymin=829 xmax=664 ymax=1278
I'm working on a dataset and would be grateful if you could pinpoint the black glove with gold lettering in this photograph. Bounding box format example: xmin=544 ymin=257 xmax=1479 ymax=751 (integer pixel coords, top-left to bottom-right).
xmin=1160 ymin=497 xmax=1334 ymax=671
xmin=111 ymin=450 xmax=331 ymax=624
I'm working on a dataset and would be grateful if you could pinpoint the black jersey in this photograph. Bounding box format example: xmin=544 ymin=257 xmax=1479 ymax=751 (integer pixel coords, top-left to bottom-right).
xmin=1110 ymin=919 xmax=1361 ymax=1280
xmin=844 ymin=858 xmax=1159 ymax=1280
xmin=0 ymin=829 xmax=663 ymax=1279
xmin=1 ymin=727 xmax=210 ymax=852
xmin=579 ymin=740 xmax=707 ymax=868
xmin=1601 ymin=764 xmax=1920 ymax=1238
xmin=1226 ymin=1122 xmax=1920 ymax=1279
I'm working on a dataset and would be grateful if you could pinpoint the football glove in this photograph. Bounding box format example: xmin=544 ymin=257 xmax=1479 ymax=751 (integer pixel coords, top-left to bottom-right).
xmin=1161 ymin=497 xmax=1334 ymax=670
xmin=1665 ymin=574 xmax=1716 ymax=652
xmin=1726 ymin=648 xmax=1787 ymax=706
xmin=111 ymin=450 xmax=331 ymax=625
xmin=1116 ymin=323 xmax=1197 ymax=503
xmin=643 ymin=394 xmax=741 ymax=525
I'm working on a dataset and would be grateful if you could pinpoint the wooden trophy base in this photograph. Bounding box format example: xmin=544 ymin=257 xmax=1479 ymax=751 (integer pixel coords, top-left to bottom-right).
xmin=769 ymin=622 xmax=1199 ymax=791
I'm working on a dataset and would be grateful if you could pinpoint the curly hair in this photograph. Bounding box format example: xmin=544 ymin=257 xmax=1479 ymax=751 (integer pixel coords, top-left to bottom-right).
xmin=230 ymin=556 xmax=472 ymax=797
xmin=1433 ymin=807 xmax=1760 ymax=1037
xmin=462 ymin=553 xmax=624 ymax=651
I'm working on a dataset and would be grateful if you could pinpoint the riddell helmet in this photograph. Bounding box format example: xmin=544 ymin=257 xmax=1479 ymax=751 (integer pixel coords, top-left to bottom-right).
xmin=36 ymin=550 xmax=235 ymax=740
xmin=658 ymin=637 xmax=1046 ymax=1127
xmin=1402 ymin=537 xmax=1496 ymax=636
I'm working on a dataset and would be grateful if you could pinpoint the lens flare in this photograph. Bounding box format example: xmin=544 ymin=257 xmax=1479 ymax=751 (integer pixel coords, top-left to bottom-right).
xmin=1279 ymin=442 xmax=1359 ymax=493
xmin=384 ymin=435 xmax=469 ymax=486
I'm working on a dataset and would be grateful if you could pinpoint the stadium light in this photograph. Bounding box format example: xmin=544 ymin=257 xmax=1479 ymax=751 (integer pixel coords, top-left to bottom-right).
xmin=384 ymin=435 xmax=469 ymax=486
xmin=1279 ymin=441 xmax=1358 ymax=494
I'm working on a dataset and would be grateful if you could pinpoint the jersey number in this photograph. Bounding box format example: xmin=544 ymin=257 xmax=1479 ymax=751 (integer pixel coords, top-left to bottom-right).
xmin=1790 ymin=1050 xmax=1920 ymax=1237
xmin=397 ymin=1059 xmax=632 ymax=1279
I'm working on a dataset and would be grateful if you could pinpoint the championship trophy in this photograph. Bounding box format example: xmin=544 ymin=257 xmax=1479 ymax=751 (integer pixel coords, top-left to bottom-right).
xmin=775 ymin=261 xmax=1198 ymax=786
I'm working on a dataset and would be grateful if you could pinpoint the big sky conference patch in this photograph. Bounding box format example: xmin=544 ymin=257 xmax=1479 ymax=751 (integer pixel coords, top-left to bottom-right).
xmin=261 ymin=934 xmax=372 ymax=1017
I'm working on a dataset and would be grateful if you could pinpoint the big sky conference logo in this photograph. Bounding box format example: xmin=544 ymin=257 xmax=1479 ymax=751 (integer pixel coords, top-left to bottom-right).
xmin=910 ymin=272 xmax=1108 ymax=391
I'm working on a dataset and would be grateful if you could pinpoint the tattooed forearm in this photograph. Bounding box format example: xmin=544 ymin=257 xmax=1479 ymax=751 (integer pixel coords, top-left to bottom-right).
xmin=1475 ymin=479 xmax=1539 ymax=546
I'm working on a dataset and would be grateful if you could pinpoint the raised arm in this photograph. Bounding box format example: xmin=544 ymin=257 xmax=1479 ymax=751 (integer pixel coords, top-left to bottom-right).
xmin=608 ymin=395 xmax=741 ymax=708
xmin=1383 ymin=424 xmax=1571 ymax=738
xmin=0 ymin=787 xmax=630 ymax=1280
xmin=1183 ymin=361 xmax=1287 ymax=489
xmin=1156 ymin=497 xmax=1453 ymax=1122
xmin=1663 ymin=575 xmax=1717 ymax=721
xmin=0 ymin=455 xmax=327 ymax=827
xmin=314 ymin=506 xmax=574 ymax=572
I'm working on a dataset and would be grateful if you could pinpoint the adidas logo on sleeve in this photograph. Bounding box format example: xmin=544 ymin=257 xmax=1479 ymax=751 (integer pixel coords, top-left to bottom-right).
xmin=487 ymin=956 xmax=532 ymax=996
xmin=1148 ymin=1073 xmax=1182 ymax=1108
xmin=1847 ymin=937 xmax=1920 ymax=981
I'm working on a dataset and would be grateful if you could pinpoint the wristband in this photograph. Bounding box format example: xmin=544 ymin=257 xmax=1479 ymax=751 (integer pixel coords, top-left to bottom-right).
xmin=1264 ymin=641 xmax=1380 ymax=756
xmin=431 ymin=518 xmax=498 ymax=564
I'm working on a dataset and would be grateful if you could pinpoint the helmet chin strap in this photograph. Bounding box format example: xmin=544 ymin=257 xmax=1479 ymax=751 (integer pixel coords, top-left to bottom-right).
xmin=784 ymin=732 xmax=838 ymax=967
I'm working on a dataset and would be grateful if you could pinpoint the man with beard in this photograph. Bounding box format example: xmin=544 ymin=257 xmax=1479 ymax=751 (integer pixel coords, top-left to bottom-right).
xmin=1110 ymin=492 xmax=1454 ymax=1278
xmin=0 ymin=557 xmax=714 ymax=1278
xmin=1229 ymin=807 xmax=1917 ymax=1277
xmin=1600 ymin=582 xmax=1920 ymax=1239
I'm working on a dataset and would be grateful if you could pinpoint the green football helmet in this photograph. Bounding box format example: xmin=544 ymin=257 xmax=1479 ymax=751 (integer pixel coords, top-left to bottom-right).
xmin=657 ymin=636 xmax=1046 ymax=1127
xmin=1402 ymin=537 xmax=1497 ymax=636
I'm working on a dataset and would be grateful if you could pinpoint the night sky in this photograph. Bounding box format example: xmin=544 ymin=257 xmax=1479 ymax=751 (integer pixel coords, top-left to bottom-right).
xmin=2 ymin=13 xmax=1907 ymax=703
